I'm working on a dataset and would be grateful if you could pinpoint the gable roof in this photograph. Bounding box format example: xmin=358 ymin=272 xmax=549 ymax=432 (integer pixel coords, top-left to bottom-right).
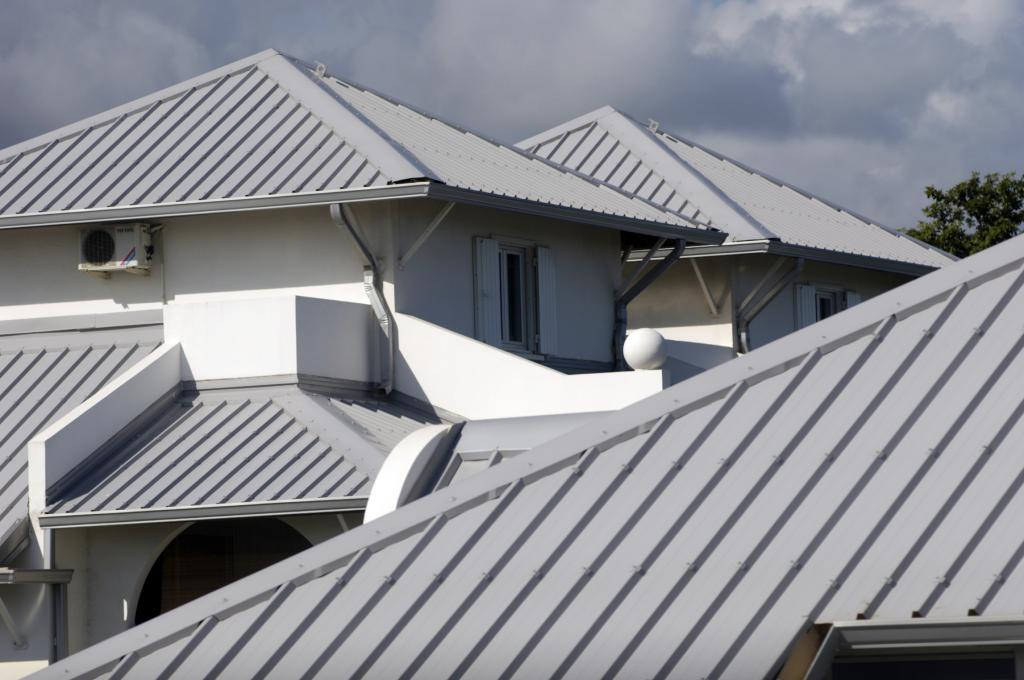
xmin=0 ymin=322 xmax=161 ymax=563
xmin=0 ymin=51 xmax=721 ymax=243
xmin=40 ymin=384 xmax=438 ymax=528
xmin=519 ymin=106 xmax=954 ymax=272
xmin=36 ymin=232 xmax=1024 ymax=678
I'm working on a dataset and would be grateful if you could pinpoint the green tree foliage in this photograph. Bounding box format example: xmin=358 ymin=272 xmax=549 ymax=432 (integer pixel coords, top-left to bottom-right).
xmin=904 ymin=172 xmax=1024 ymax=258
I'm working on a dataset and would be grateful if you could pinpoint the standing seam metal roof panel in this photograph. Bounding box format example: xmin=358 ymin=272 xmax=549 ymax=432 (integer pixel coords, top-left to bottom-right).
xmin=43 ymin=386 xmax=439 ymax=519
xmin=518 ymin=106 xmax=955 ymax=270
xmin=36 ymin=232 xmax=1024 ymax=678
xmin=0 ymin=50 xmax=715 ymax=240
xmin=0 ymin=324 xmax=161 ymax=563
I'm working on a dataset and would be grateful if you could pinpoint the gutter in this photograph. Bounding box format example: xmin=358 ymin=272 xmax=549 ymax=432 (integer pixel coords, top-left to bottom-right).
xmin=613 ymin=238 xmax=687 ymax=369
xmin=628 ymin=240 xmax=942 ymax=277
xmin=0 ymin=182 xmax=724 ymax=245
xmin=39 ymin=496 xmax=368 ymax=528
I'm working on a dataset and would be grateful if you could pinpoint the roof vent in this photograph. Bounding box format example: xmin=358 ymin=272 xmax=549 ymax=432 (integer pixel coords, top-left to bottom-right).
xmin=648 ymin=119 xmax=660 ymax=133
xmin=314 ymin=62 xmax=327 ymax=77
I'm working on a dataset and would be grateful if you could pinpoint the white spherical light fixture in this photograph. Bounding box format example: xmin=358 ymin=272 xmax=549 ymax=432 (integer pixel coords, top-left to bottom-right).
xmin=623 ymin=328 xmax=668 ymax=370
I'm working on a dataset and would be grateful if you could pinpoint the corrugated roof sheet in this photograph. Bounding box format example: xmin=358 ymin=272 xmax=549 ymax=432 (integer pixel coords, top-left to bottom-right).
xmin=37 ymin=232 xmax=1024 ymax=678
xmin=44 ymin=386 xmax=438 ymax=521
xmin=0 ymin=51 xmax=713 ymax=238
xmin=519 ymin=106 xmax=954 ymax=270
xmin=0 ymin=324 xmax=161 ymax=563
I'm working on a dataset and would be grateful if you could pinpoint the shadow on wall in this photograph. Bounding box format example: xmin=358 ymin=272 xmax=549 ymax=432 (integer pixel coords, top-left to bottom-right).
xmin=662 ymin=339 xmax=737 ymax=383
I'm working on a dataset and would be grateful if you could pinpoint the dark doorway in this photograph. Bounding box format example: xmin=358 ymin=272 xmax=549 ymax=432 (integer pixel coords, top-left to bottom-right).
xmin=135 ymin=517 xmax=311 ymax=624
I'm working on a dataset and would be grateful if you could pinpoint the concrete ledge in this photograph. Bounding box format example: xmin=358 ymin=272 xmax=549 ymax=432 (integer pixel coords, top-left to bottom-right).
xmin=165 ymin=296 xmax=374 ymax=384
xmin=394 ymin=313 xmax=667 ymax=419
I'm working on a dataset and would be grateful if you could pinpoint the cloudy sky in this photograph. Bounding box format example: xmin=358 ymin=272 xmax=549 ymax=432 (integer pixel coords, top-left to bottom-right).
xmin=1 ymin=0 xmax=1020 ymax=228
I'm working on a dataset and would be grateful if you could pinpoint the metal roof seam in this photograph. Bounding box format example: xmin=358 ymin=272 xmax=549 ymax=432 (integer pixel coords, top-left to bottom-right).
xmin=0 ymin=49 xmax=283 ymax=166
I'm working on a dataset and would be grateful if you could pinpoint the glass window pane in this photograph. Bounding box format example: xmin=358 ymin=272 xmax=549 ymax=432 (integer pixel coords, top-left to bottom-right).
xmin=502 ymin=250 xmax=525 ymax=344
xmin=817 ymin=292 xmax=836 ymax=320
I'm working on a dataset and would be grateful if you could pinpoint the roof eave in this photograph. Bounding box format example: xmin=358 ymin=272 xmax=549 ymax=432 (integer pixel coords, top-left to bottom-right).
xmin=39 ymin=496 xmax=369 ymax=529
xmin=0 ymin=183 xmax=434 ymax=230
xmin=426 ymin=183 xmax=725 ymax=245
xmin=630 ymin=241 xmax=941 ymax=276
xmin=0 ymin=181 xmax=725 ymax=244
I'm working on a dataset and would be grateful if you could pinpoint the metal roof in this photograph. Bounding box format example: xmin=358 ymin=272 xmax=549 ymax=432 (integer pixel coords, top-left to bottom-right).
xmin=0 ymin=51 xmax=721 ymax=243
xmin=0 ymin=323 xmax=161 ymax=563
xmin=519 ymin=106 xmax=955 ymax=271
xmin=432 ymin=412 xmax=605 ymax=491
xmin=37 ymin=232 xmax=1024 ymax=678
xmin=42 ymin=385 xmax=439 ymax=527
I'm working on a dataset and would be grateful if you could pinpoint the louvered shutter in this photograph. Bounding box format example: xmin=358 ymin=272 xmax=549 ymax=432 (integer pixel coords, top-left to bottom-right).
xmin=796 ymin=284 xmax=817 ymax=328
xmin=474 ymin=237 xmax=501 ymax=344
xmin=845 ymin=290 xmax=863 ymax=309
xmin=536 ymin=246 xmax=558 ymax=355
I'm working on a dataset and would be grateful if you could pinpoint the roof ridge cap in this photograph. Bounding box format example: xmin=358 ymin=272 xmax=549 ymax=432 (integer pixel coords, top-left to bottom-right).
xmin=605 ymin=110 xmax=775 ymax=241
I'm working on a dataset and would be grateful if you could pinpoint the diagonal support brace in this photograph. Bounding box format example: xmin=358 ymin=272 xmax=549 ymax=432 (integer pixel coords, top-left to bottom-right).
xmin=398 ymin=201 xmax=455 ymax=270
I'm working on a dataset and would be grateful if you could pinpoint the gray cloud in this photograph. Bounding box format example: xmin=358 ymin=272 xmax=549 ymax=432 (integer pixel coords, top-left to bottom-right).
xmin=0 ymin=0 xmax=1020 ymax=229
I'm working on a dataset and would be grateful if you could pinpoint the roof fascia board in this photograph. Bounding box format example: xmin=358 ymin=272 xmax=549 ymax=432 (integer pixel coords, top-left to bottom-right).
xmin=765 ymin=242 xmax=938 ymax=276
xmin=426 ymin=183 xmax=725 ymax=245
xmin=604 ymin=110 xmax=775 ymax=240
xmin=40 ymin=497 xmax=368 ymax=528
xmin=0 ymin=49 xmax=282 ymax=165
xmin=831 ymin=617 xmax=1024 ymax=649
xmin=0 ymin=182 xmax=432 ymax=230
xmin=633 ymin=241 xmax=938 ymax=276
xmin=804 ymin=617 xmax=1024 ymax=679
xmin=258 ymin=55 xmax=433 ymax=182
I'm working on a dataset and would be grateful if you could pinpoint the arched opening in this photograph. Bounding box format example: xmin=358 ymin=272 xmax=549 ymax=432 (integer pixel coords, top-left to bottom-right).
xmin=134 ymin=517 xmax=311 ymax=625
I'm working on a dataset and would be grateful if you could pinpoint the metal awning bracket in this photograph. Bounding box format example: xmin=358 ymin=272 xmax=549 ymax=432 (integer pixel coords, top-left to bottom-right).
xmin=0 ymin=594 xmax=25 ymax=649
xmin=690 ymin=259 xmax=720 ymax=317
xmin=398 ymin=201 xmax=455 ymax=270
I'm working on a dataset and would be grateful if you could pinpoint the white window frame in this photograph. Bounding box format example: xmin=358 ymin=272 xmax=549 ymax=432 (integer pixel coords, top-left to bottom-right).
xmin=474 ymin=235 xmax=556 ymax=356
xmin=796 ymin=283 xmax=860 ymax=329
xmin=497 ymin=243 xmax=532 ymax=351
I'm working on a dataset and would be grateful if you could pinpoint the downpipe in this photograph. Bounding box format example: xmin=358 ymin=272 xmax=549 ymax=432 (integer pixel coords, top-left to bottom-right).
xmin=330 ymin=203 xmax=395 ymax=394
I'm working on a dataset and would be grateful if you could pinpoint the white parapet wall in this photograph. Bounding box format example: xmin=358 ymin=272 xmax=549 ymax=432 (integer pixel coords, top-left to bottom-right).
xmin=394 ymin=313 xmax=666 ymax=419
xmin=27 ymin=343 xmax=182 ymax=516
xmin=164 ymin=295 xmax=375 ymax=384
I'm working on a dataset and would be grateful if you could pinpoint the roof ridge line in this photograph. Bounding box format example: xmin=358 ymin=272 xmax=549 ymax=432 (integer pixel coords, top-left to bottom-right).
xmin=516 ymin=106 xmax=618 ymax=152
xmin=257 ymin=54 xmax=434 ymax=183
xmin=273 ymin=391 xmax=387 ymax=476
xmin=607 ymin=109 xmax=776 ymax=241
xmin=294 ymin=74 xmax=714 ymax=233
xmin=654 ymin=127 xmax=956 ymax=261
xmin=0 ymin=49 xmax=283 ymax=167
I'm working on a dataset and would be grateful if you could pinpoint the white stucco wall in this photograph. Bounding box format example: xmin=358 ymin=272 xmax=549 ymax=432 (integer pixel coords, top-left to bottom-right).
xmin=0 ymin=200 xmax=623 ymax=365
xmin=626 ymin=256 xmax=734 ymax=349
xmin=626 ymin=253 xmax=914 ymax=356
xmin=392 ymin=200 xmax=622 ymax=363
xmin=0 ymin=532 xmax=53 ymax=677
xmin=56 ymin=513 xmax=355 ymax=654
xmin=0 ymin=206 xmax=374 ymax=323
xmin=740 ymin=257 xmax=912 ymax=349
